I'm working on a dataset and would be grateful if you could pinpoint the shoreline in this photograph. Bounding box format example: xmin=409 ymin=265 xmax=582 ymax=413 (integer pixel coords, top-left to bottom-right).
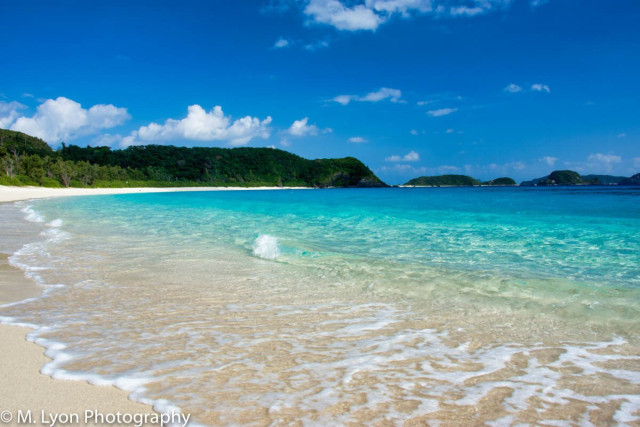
xmin=0 ymin=187 xmax=210 ymax=424
xmin=0 ymin=257 xmax=157 ymax=425
xmin=0 ymin=184 xmax=310 ymax=203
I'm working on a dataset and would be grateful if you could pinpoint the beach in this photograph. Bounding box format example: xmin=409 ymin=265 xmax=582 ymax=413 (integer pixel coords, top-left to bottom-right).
xmin=0 ymin=185 xmax=303 ymax=425
xmin=0 ymin=185 xmax=308 ymax=204
xmin=1 ymin=185 xmax=639 ymax=425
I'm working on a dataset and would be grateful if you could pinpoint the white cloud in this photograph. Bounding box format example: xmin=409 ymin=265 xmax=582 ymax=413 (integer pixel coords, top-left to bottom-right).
xmin=302 ymin=0 xmax=513 ymax=31
xmin=416 ymin=100 xmax=433 ymax=106
xmin=410 ymin=129 xmax=419 ymax=135
xmin=304 ymin=40 xmax=330 ymax=50
xmin=0 ymin=101 xmax=26 ymax=128
xmin=333 ymin=87 xmax=402 ymax=105
xmin=369 ymin=0 xmax=434 ymax=15
xmin=287 ymin=117 xmax=319 ymax=136
xmin=586 ymin=153 xmax=621 ymax=172
xmin=617 ymin=132 xmax=627 ymax=138
xmin=361 ymin=87 xmax=401 ymax=102
xmin=348 ymin=136 xmax=368 ymax=143
xmin=531 ymin=83 xmax=551 ymax=93
xmin=540 ymin=156 xmax=558 ymax=167
xmin=504 ymin=83 xmax=523 ymax=93
xmin=274 ymin=37 xmax=291 ymax=48
xmin=445 ymin=128 xmax=454 ymax=134
xmin=633 ymin=157 xmax=640 ymax=169
xmin=9 ymin=97 xmax=129 ymax=143
xmin=333 ymin=95 xmax=354 ymax=105
xmin=386 ymin=150 xmax=420 ymax=162
xmin=427 ymin=107 xmax=457 ymax=117
xmin=120 ymin=105 xmax=272 ymax=147
xmin=305 ymin=0 xmax=384 ymax=31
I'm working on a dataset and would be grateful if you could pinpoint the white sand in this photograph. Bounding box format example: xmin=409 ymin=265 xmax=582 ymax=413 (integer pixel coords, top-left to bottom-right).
xmin=0 ymin=184 xmax=309 ymax=203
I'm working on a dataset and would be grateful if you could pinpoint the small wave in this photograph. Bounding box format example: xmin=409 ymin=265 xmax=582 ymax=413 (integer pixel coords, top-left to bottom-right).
xmin=21 ymin=205 xmax=45 ymax=223
xmin=48 ymin=218 xmax=64 ymax=228
xmin=252 ymin=234 xmax=280 ymax=260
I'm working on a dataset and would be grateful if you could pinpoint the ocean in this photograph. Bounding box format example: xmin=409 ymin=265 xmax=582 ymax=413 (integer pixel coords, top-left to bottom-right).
xmin=1 ymin=187 xmax=639 ymax=425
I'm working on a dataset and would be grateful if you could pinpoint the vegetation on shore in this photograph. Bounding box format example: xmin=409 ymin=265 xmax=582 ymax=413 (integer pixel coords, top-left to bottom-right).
xmin=520 ymin=170 xmax=640 ymax=186
xmin=404 ymin=174 xmax=516 ymax=187
xmin=0 ymin=129 xmax=385 ymax=188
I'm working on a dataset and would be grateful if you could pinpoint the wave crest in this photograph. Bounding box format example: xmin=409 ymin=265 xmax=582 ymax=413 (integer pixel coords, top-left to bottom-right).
xmin=252 ymin=234 xmax=280 ymax=260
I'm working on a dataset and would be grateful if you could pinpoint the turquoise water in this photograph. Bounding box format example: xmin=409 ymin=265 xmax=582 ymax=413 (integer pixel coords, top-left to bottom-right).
xmin=1 ymin=187 xmax=640 ymax=425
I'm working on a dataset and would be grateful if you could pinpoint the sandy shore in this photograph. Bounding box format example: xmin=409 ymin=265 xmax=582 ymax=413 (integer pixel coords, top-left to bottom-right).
xmin=0 ymin=257 xmax=157 ymax=426
xmin=0 ymin=184 xmax=309 ymax=203
xmin=0 ymin=186 xmax=256 ymax=425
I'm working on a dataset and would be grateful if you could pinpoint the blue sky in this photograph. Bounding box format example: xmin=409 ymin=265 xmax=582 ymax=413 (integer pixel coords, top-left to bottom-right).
xmin=1 ymin=0 xmax=639 ymax=184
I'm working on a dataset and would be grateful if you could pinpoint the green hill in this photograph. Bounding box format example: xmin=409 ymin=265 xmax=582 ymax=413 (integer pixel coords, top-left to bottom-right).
xmin=521 ymin=170 xmax=611 ymax=186
xmin=0 ymin=129 xmax=386 ymax=188
xmin=620 ymin=173 xmax=640 ymax=185
xmin=483 ymin=177 xmax=516 ymax=186
xmin=405 ymin=174 xmax=481 ymax=187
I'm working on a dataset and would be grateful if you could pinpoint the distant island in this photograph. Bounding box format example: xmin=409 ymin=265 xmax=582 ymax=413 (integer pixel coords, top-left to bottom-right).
xmin=0 ymin=129 xmax=386 ymax=188
xmin=404 ymin=174 xmax=516 ymax=187
xmin=520 ymin=170 xmax=640 ymax=186
xmin=404 ymin=171 xmax=640 ymax=187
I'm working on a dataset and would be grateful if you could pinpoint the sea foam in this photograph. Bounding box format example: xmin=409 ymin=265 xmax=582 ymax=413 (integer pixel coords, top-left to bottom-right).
xmin=252 ymin=234 xmax=280 ymax=259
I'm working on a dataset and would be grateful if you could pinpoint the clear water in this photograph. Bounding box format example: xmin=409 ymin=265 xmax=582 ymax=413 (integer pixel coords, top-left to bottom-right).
xmin=1 ymin=187 xmax=639 ymax=425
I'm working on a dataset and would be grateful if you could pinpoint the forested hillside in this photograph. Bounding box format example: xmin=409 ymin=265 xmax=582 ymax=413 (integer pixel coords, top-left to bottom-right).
xmin=0 ymin=129 xmax=385 ymax=188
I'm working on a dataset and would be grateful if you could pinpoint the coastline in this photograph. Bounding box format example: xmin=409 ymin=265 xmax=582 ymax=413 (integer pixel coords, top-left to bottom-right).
xmin=0 ymin=184 xmax=310 ymax=203
xmin=0 ymin=257 xmax=156 ymax=426
xmin=0 ymin=186 xmax=232 ymax=424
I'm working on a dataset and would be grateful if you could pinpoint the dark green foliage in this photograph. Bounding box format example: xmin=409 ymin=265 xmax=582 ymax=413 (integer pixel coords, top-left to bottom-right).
xmin=0 ymin=129 xmax=54 ymax=157
xmin=546 ymin=170 xmax=586 ymax=185
xmin=0 ymin=129 xmax=385 ymax=188
xmin=582 ymin=175 xmax=627 ymax=185
xmin=620 ymin=173 xmax=640 ymax=185
xmin=483 ymin=177 xmax=516 ymax=186
xmin=405 ymin=174 xmax=481 ymax=186
xmin=522 ymin=170 xmax=601 ymax=186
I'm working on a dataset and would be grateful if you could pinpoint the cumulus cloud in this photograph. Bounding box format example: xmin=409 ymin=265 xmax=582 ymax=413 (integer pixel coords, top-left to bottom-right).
xmin=0 ymin=101 xmax=26 ymax=128
xmin=8 ymin=97 xmax=130 ymax=143
xmin=348 ymin=136 xmax=368 ymax=143
xmin=504 ymin=83 xmax=523 ymax=93
xmin=273 ymin=37 xmax=291 ymax=48
xmin=305 ymin=0 xmax=384 ymax=31
xmin=531 ymin=83 xmax=551 ymax=93
xmin=427 ymin=107 xmax=457 ymax=117
xmin=302 ymin=0 xmax=513 ymax=31
xmin=120 ymin=105 xmax=272 ymax=147
xmin=333 ymin=87 xmax=402 ymax=105
xmin=386 ymin=150 xmax=420 ymax=162
xmin=540 ymin=156 xmax=558 ymax=167
xmin=287 ymin=117 xmax=319 ymax=136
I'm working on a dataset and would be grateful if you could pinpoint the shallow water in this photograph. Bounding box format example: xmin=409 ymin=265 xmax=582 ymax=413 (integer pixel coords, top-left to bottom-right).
xmin=1 ymin=187 xmax=639 ymax=425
